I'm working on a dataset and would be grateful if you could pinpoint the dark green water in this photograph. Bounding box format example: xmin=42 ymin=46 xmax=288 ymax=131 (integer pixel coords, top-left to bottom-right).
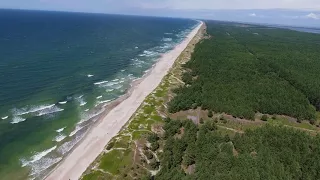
xmin=0 ymin=9 xmax=198 ymax=179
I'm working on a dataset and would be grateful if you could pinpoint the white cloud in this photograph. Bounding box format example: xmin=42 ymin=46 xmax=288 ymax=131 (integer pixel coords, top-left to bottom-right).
xmin=305 ymin=13 xmax=320 ymax=19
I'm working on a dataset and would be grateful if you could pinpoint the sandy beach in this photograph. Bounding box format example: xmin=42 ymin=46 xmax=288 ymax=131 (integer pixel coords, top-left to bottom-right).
xmin=46 ymin=21 xmax=203 ymax=180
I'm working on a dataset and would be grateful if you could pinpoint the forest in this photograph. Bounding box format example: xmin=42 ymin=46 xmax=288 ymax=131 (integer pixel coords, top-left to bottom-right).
xmin=152 ymin=118 xmax=320 ymax=180
xmin=168 ymin=21 xmax=320 ymax=120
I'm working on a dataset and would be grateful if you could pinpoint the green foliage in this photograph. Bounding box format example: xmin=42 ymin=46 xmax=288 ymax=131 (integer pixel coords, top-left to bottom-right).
xmin=208 ymin=111 xmax=213 ymax=118
xmin=168 ymin=21 xmax=319 ymax=121
xmin=150 ymin=160 xmax=160 ymax=170
xmin=261 ymin=114 xmax=268 ymax=121
xmin=150 ymin=142 xmax=160 ymax=152
xmin=145 ymin=150 xmax=154 ymax=160
xmin=147 ymin=133 xmax=159 ymax=143
xmin=106 ymin=141 xmax=115 ymax=150
xmin=157 ymin=118 xmax=320 ymax=180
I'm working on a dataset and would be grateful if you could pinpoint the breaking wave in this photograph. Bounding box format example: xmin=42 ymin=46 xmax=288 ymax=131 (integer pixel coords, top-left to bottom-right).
xmin=53 ymin=134 xmax=66 ymax=142
xmin=21 ymin=146 xmax=57 ymax=167
xmin=56 ymin=127 xmax=66 ymax=133
xmin=11 ymin=116 xmax=26 ymax=124
xmin=58 ymin=101 xmax=67 ymax=105
xmin=57 ymin=133 xmax=86 ymax=155
xmin=94 ymin=80 xmax=109 ymax=85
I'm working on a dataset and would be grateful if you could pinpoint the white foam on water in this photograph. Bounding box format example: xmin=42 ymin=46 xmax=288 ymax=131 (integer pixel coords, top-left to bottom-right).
xmin=12 ymin=104 xmax=55 ymax=116
xmin=36 ymin=106 xmax=64 ymax=117
xmin=56 ymin=127 xmax=66 ymax=133
xmin=58 ymin=101 xmax=67 ymax=105
xmin=135 ymin=46 xmax=139 ymax=49
xmin=96 ymin=96 xmax=103 ymax=99
xmin=165 ymin=32 xmax=173 ymax=35
xmin=76 ymin=96 xmax=87 ymax=107
xmin=28 ymin=156 xmax=62 ymax=177
xmin=106 ymin=89 xmax=114 ymax=92
xmin=139 ymin=50 xmax=158 ymax=57
xmin=69 ymin=126 xmax=85 ymax=137
xmin=53 ymin=134 xmax=66 ymax=142
xmin=85 ymin=109 xmax=89 ymax=112
xmin=11 ymin=116 xmax=26 ymax=124
xmin=21 ymin=146 xmax=57 ymax=167
xmin=77 ymin=110 xmax=104 ymax=125
xmin=57 ymin=133 xmax=85 ymax=155
xmin=1 ymin=116 xmax=8 ymax=120
xmin=120 ymin=69 xmax=126 ymax=72
xmin=87 ymin=74 xmax=94 ymax=77
xmin=94 ymin=80 xmax=109 ymax=85
xmin=95 ymin=99 xmax=112 ymax=107
xmin=80 ymin=102 xmax=87 ymax=106
xmin=162 ymin=38 xmax=173 ymax=42
xmin=112 ymin=78 xmax=119 ymax=82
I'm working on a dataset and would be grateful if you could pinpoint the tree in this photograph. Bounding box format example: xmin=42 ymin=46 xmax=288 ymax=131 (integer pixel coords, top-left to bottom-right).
xmin=261 ymin=115 xmax=268 ymax=121
xmin=145 ymin=150 xmax=154 ymax=160
xmin=151 ymin=142 xmax=160 ymax=151
xmin=208 ymin=111 xmax=213 ymax=118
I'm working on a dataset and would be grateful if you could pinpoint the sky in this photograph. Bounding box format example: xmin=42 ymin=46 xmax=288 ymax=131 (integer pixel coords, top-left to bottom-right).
xmin=1 ymin=0 xmax=320 ymax=27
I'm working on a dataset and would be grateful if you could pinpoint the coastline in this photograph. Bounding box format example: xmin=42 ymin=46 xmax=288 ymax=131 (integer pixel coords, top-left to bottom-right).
xmin=46 ymin=21 xmax=203 ymax=180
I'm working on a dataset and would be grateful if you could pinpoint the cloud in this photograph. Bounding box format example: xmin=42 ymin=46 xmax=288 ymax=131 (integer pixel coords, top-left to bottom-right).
xmin=305 ymin=13 xmax=320 ymax=19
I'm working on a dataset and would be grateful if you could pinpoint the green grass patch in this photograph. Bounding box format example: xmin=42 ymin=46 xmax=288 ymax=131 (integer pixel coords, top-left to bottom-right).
xmin=143 ymin=105 xmax=155 ymax=114
xmin=82 ymin=170 xmax=113 ymax=180
xmin=267 ymin=117 xmax=317 ymax=131
xmin=132 ymin=130 xmax=149 ymax=140
xmin=99 ymin=149 xmax=132 ymax=175
xmin=114 ymin=136 xmax=131 ymax=149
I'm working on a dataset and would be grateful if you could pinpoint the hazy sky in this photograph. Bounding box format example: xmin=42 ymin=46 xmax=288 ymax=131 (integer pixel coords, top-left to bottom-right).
xmin=1 ymin=0 xmax=320 ymax=12
xmin=1 ymin=0 xmax=320 ymax=27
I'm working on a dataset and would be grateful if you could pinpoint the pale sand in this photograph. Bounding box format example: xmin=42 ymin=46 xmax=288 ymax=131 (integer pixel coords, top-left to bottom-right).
xmin=46 ymin=21 xmax=203 ymax=180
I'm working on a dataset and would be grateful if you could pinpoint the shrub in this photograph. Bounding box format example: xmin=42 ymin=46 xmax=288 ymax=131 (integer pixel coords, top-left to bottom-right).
xmin=261 ymin=115 xmax=268 ymax=121
xmin=151 ymin=142 xmax=160 ymax=151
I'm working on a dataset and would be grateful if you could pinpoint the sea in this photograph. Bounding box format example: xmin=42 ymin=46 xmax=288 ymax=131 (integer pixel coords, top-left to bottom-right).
xmin=0 ymin=9 xmax=198 ymax=180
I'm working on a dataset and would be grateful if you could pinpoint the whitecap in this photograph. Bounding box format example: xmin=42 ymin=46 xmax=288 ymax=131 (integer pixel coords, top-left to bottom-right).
xmin=69 ymin=126 xmax=84 ymax=137
xmin=21 ymin=146 xmax=57 ymax=167
xmin=77 ymin=109 xmax=104 ymax=125
xmin=94 ymin=80 xmax=109 ymax=85
xmin=36 ymin=106 xmax=64 ymax=117
xmin=96 ymin=96 xmax=103 ymax=99
xmin=95 ymin=100 xmax=112 ymax=107
xmin=135 ymin=46 xmax=139 ymax=49
xmin=165 ymin=32 xmax=173 ymax=35
xmin=56 ymin=127 xmax=66 ymax=133
xmin=57 ymin=133 xmax=85 ymax=155
xmin=28 ymin=157 xmax=62 ymax=177
xmin=53 ymin=134 xmax=66 ymax=142
xmin=11 ymin=116 xmax=26 ymax=124
xmin=106 ymin=89 xmax=114 ymax=92
xmin=13 ymin=104 xmax=55 ymax=116
xmin=120 ymin=69 xmax=126 ymax=72
xmin=1 ymin=116 xmax=8 ymax=120
xmin=58 ymin=101 xmax=67 ymax=105
xmin=87 ymin=74 xmax=94 ymax=78
xmin=111 ymin=78 xmax=119 ymax=82
xmin=76 ymin=96 xmax=87 ymax=107
xmin=162 ymin=38 xmax=172 ymax=42
xmin=85 ymin=109 xmax=89 ymax=112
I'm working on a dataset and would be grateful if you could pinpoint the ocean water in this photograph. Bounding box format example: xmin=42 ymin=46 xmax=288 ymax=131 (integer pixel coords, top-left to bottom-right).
xmin=0 ymin=9 xmax=198 ymax=179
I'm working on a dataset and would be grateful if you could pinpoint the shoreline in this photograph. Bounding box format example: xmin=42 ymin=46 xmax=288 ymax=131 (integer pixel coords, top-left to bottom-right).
xmin=45 ymin=21 xmax=203 ymax=180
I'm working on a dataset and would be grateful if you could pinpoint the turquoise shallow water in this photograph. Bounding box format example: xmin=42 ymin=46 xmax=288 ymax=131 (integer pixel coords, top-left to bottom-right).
xmin=0 ymin=9 xmax=198 ymax=179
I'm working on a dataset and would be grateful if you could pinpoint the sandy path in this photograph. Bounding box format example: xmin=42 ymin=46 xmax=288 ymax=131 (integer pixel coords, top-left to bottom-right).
xmin=46 ymin=21 xmax=203 ymax=180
